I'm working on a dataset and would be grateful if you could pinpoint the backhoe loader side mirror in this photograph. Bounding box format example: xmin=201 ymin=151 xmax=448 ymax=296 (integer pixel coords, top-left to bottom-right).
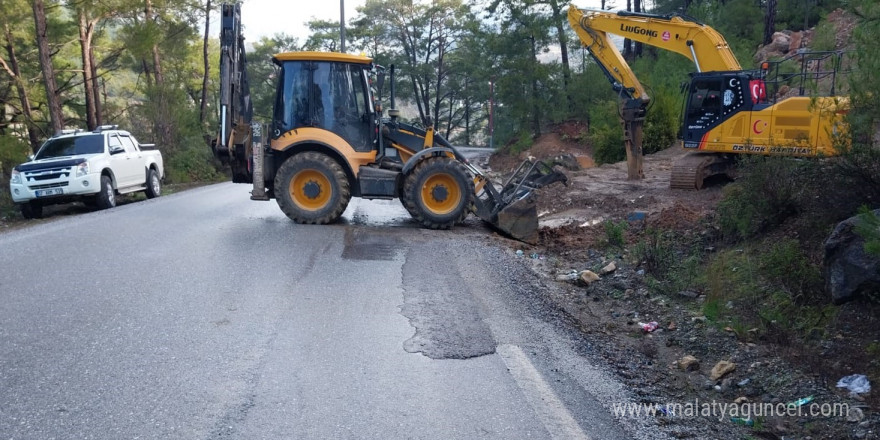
xmin=376 ymin=72 xmax=386 ymax=95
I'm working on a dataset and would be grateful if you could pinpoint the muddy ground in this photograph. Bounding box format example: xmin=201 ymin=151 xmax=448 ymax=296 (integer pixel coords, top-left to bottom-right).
xmin=485 ymin=124 xmax=879 ymax=439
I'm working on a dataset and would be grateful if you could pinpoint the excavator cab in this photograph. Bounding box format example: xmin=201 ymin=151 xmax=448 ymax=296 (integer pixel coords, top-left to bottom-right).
xmin=680 ymin=72 xmax=752 ymax=150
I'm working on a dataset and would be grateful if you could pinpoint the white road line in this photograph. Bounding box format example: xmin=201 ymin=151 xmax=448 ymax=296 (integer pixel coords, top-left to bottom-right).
xmin=497 ymin=344 xmax=591 ymax=440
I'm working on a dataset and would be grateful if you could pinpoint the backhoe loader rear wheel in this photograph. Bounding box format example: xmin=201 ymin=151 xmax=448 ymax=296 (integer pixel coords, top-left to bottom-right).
xmin=402 ymin=157 xmax=474 ymax=229
xmin=275 ymin=152 xmax=351 ymax=224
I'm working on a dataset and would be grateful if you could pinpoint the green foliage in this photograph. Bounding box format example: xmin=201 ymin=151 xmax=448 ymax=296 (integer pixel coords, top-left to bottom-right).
xmin=635 ymin=229 xmax=705 ymax=295
xmin=249 ymin=35 xmax=302 ymax=121
xmin=591 ymin=124 xmax=625 ymax=165
xmin=810 ymin=20 xmax=837 ymax=52
xmin=0 ymin=135 xmax=31 ymax=213
xmin=856 ymin=207 xmax=880 ymax=257
xmin=603 ymin=220 xmax=628 ymax=248
xmin=165 ymin=145 xmax=221 ymax=184
xmin=849 ymin=0 xmax=880 ymax=141
xmin=717 ymin=157 xmax=816 ymax=240
xmin=759 ymin=238 xmax=823 ymax=300
xmin=704 ymin=245 xmax=835 ymax=341
xmin=642 ymin=86 xmax=681 ymax=154
xmin=634 ymin=229 xmax=675 ymax=275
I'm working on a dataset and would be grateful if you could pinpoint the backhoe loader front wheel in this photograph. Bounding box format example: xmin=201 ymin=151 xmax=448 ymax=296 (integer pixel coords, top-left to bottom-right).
xmin=275 ymin=152 xmax=351 ymax=224
xmin=402 ymin=157 xmax=474 ymax=229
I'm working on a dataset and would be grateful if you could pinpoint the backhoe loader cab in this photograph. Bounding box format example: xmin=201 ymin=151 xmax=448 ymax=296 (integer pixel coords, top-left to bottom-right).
xmin=271 ymin=53 xmax=376 ymax=154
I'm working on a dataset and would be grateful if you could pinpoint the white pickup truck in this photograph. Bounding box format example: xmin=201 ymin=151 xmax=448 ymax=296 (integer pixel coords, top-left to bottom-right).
xmin=9 ymin=125 xmax=164 ymax=219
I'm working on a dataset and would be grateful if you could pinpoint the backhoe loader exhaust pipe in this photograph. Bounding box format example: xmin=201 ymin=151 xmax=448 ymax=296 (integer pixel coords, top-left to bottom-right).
xmin=470 ymin=159 xmax=567 ymax=244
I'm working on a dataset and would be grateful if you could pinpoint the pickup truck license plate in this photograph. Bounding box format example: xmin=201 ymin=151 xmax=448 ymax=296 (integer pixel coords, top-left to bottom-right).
xmin=35 ymin=188 xmax=63 ymax=197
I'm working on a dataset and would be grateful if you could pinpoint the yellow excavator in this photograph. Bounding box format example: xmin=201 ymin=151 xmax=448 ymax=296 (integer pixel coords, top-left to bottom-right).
xmin=568 ymin=6 xmax=849 ymax=189
xmin=211 ymin=4 xmax=565 ymax=243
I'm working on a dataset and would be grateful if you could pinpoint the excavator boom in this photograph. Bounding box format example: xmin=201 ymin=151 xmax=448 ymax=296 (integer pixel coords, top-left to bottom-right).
xmin=568 ymin=7 xmax=741 ymax=103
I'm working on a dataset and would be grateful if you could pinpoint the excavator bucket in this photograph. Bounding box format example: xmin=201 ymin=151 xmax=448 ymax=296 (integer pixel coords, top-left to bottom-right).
xmin=472 ymin=159 xmax=567 ymax=244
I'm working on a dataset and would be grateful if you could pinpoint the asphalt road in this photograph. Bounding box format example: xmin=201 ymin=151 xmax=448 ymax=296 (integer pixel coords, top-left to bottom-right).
xmin=0 ymin=183 xmax=664 ymax=439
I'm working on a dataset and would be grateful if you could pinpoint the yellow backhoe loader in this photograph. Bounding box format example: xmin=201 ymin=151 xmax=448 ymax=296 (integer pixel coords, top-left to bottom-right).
xmin=568 ymin=6 xmax=849 ymax=189
xmin=211 ymin=4 xmax=566 ymax=243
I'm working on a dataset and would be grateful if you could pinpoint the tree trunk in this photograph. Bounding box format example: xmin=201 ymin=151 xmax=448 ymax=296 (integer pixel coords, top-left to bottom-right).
xmin=623 ymin=0 xmax=632 ymax=59
xmin=90 ymin=45 xmax=102 ymax=126
xmin=549 ymin=0 xmax=572 ymax=114
xmin=2 ymin=21 xmax=40 ymax=152
xmin=145 ymin=0 xmax=172 ymax=152
xmin=199 ymin=0 xmax=212 ymax=125
xmin=763 ymin=0 xmax=777 ymax=46
xmin=464 ymin=81 xmax=470 ymax=146
xmin=78 ymin=8 xmax=98 ymax=130
xmin=32 ymin=0 xmax=64 ymax=133
xmin=634 ymin=0 xmax=643 ymax=57
xmin=529 ymin=34 xmax=540 ymax=138
xmin=145 ymin=0 xmax=164 ymax=85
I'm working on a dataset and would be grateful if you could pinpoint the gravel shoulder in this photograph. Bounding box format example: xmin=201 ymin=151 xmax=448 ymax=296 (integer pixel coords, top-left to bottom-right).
xmin=485 ymin=130 xmax=879 ymax=439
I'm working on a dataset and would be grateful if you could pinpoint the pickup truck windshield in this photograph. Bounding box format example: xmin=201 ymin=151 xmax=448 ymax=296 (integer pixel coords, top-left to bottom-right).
xmin=35 ymin=135 xmax=104 ymax=159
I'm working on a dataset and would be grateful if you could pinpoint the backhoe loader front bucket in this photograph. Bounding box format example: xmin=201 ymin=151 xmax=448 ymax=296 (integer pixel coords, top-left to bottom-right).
xmin=471 ymin=159 xmax=567 ymax=244
xmin=495 ymin=196 xmax=540 ymax=244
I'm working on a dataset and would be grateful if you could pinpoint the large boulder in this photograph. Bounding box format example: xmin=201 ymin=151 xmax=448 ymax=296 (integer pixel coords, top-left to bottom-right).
xmin=755 ymin=32 xmax=792 ymax=63
xmin=824 ymin=209 xmax=880 ymax=304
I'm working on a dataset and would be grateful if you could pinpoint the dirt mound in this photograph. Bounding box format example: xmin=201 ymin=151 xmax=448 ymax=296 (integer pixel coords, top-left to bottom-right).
xmin=649 ymin=200 xmax=709 ymax=231
xmin=488 ymin=121 xmax=592 ymax=172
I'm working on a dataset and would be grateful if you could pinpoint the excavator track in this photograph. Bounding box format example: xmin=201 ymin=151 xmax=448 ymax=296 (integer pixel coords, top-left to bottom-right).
xmin=670 ymin=152 xmax=735 ymax=190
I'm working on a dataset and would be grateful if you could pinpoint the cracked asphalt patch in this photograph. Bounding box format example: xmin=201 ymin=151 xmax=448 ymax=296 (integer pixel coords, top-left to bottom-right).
xmin=400 ymin=242 xmax=497 ymax=359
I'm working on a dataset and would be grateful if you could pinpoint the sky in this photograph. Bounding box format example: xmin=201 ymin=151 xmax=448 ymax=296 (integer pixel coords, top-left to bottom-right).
xmin=239 ymin=0 xmax=367 ymax=44
xmin=236 ymin=0 xmax=607 ymax=44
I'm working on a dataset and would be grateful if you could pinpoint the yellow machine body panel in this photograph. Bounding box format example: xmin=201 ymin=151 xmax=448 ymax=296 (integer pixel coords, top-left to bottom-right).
xmin=273 ymin=51 xmax=372 ymax=65
xmin=270 ymin=127 xmax=377 ymax=176
xmin=693 ymin=96 xmax=848 ymax=156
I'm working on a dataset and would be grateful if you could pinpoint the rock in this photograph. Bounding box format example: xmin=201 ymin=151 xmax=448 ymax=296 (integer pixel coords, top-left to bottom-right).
xmin=824 ymin=209 xmax=880 ymax=304
xmin=600 ymin=262 xmax=617 ymax=275
xmin=579 ymin=270 xmax=600 ymax=285
xmin=788 ymin=30 xmax=805 ymax=53
xmin=734 ymin=396 xmax=749 ymax=404
xmin=555 ymin=274 xmax=577 ymax=282
xmin=720 ymin=377 xmax=734 ymax=393
xmin=754 ymin=32 xmax=792 ymax=63
xmin=551 ymin=153 xmax=581 ymax=171
xmin=678 ymin=290 xmax=699 ymax=298
xmin=710 ymin=360 xmax=736 ymax=381
xmin=677 ymin=355 xmax=700 ymax=372
xmin=847 ymin=407 xmax=865 ymax=423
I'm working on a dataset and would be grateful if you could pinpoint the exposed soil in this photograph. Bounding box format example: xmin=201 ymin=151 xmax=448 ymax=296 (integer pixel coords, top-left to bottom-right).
xmin=488 ymin=124 xmax=879 ymax=439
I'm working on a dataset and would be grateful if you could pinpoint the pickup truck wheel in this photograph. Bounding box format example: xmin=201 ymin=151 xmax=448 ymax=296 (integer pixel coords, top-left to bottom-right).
xmin=96 ymin=175 xmax=116 ymax=210
xmin=274 ymin=152 xmax=350 ymax=224
xmin=20 ymin=201 xmax=42 ymax=219
xmin=145 ymin=169 xmax=161 ymax=198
